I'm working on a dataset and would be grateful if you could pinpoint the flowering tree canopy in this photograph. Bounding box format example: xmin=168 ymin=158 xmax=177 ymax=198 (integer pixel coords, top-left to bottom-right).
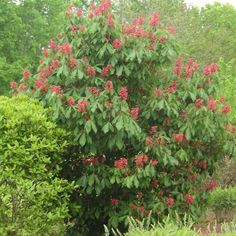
xmin=11 ymin=1 xmax=235 ymax=235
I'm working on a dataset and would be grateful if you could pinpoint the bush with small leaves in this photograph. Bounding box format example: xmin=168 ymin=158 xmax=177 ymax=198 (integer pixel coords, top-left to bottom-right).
xmin=0 ymin=96 xmax=72 ymax=236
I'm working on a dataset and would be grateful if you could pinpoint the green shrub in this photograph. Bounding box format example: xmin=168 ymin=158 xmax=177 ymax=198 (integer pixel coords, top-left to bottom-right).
xmin=0 ymin=95 xmax=72 ymax=236
xmin=208 ymin=186 xmax=236 ymax=211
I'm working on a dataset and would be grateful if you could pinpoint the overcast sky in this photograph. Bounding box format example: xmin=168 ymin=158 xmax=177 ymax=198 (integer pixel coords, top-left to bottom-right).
xmin=185 ymin=0 xmax=236 ymax=7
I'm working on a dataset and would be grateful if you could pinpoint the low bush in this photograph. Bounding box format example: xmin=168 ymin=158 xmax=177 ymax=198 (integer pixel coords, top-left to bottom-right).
xmin=0 ymin=95 xmax=72 ymax=235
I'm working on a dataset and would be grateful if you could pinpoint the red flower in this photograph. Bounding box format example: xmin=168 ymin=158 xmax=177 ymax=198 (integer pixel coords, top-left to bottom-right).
xmin=87 ymin=66 xmax=95 ymax=77
xmin=19 ymin=84 xmax=26 ymax=91
xmin=160 ymin=34 xmax=167 ymax=43
xmin=104 ymin=81 xmax=113 ymax=92
xmin=149 ymin=126 xmax=157 ymax=134
xmin=156 ymin=137 xmax=163 ymax=145
xmin=150 ymin=160 xmax=158 ymax=166
xmin=166 ymin=26 xmax=176 ymax=35
xmin=219 ymin=96 xmax=225 ymax=103
xmin=137 ymin=192 xmax=143 ymax=199
xmin=10 ymin=81 xmax=18 ymax=89
xmin=101 ymin=64 xmax=112 ymax=77
xmin=107 ymin=13 xmax=114 ymax=27
xmin=50 ymin=85 xmax=63 ymax=94
xmin=69 ymin=58 xmax=77 ymax=69
xmin=167 ymin=197 xmax=174 ymax=206
xmin=145 ymin=137 xmax=154 ymax=147
xmin=119 ymin=87 xmax=128 ymax=100
xmin=207 ymin=180 xmax=217 ymax=191
xmin=52 ymin=59 xmax=60 ymax=70
xmin=58 ymin=43 xmax=72 ymax=55
xmin=23 ymin=68 xmax=30 ymax=80
xmin=203 ymin=63 xmax=218 ymax=76
xmin=207 ymin=98 xmax=217 ymax=111
xmin=149 ymin=12 xmax=160 ymax=27
xmin=173 ymin=133 xmax=185 ymax=143
xmin=129 ymin=203 xmax=136 ymax=209
xmin=112 ymin=39 xmax=122 ymax=49
xmin=111 ymin=198 xmax=119 ymax=206
xmin=135 ymin=154 xmax=148 ymax=168
xmin=67 ymin=97 xmax=75 ymax=106
xmin=77 ymin=8 xmax=82 ymax=16
xmin=154 ymin=88 xmax=162 ymax=96
xmin=34 ymin=79 xmax=47 ymax=93
xmin=105 ymin=101 xmax=112 ymax=107
xmin=151 ymin=179 xmax=158 ymax=188
xmin=137 ymin=206 xmax=145 ymax=213
xmin=88 ymin=87 xmax=101 ymax=96
xmin=199 ymin=160 xmax=207 ymax=170
xmin=70 ymin=25 xmax=78 ymax=33
xmin=42 ymin=48 xmax=49 ymax=57
xmin=184 ymin=194 xmax=194 ymax=204
xmin=77 ymin=99 xmax=88 ymax=112
xmin=196 ymin=98 xmax=204 ymax=109
xmin=49 ymin=39 xmax=57 ymax=50
xmin=222 ymin=105 xmax=231 ymax=115
xmin=130 ymin=107 xmax=140 ymax=120
xmin=114 ymin=158 xmax=128 ymax=169
xmin=173 ymin=56 xmax=182 ymax=76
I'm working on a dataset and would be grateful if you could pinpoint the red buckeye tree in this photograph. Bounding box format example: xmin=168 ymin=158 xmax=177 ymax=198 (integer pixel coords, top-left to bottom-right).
xmin=11 ymin=1 xmax=235 ymax=235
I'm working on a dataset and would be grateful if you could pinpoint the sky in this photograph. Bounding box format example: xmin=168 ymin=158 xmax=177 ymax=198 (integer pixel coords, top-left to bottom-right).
xmin=185 ymin=0 xmax=236 ymax=7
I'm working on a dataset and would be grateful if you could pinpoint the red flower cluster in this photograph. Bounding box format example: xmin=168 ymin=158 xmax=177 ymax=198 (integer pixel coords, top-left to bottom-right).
xmin=173 ymin=56 xmax=183 ymax=76
xmin=184 ymin=59 xmax=199 ymax=79
xmin=23 ymin=68 xmax=30 ymax=80
xmin=149 ymin=126 xmax=157 ymax=134
xmin=112 ymin=39 xmax=122 ymax=49
xmin=114 ymin=158 xmax=128 ymax=169
xmin=222 ymin=105 xmax=231 ymax=115
xmin=199 ymin=160 xmax=207 ymax=170
xmin=129 ymin=203 xmax=136 ymax=209
xmin=137 ymin=206 xmax=145 ymax=212
xmin=67 ymin=97 xmax=75 ymax=106
xmin=167 ymin=197 xmax=174 ymax=206
xmin=150 ymin=160 xmax=158 ymax=166
xmin=111 ymin=198 xmax=119 ymax=206
xmin=101 ymin=64 xmax=112 ymax=77
xmin=34 ymin=79 xmax=47 ymax=93
xmin=133 ymin=17 xmax=145 ymax=25
xmin=82 ymin=156 xmax=98 ymax=166
xmin=207 ymin=180 xmax=217 ymax=191
xmin=119 ymin=87 xmax=128 ymax=100
xmin=184 ymin=193 xmax=194 ymax=204
xmin=89 ymin=0 xmax=111 ymax=17
xmin=173 ymin=133 xmax=185 ymax=143
xmin=207 ymin=98 xmax=217 ymax=111
xmin=149 ymin=12 xmax=160 ymax=27
xmin=151 ymin=179 xmax=158 ymax=187
xmin=42 ymin=48 xmax=49 ymax=57
xmin=135 ymin=154 xmax=148 ymax=168
xmin=19 ymin=84 xmax=26 ymax=91
xmin=58 ymin=43 xmax=72 ymax=55
xmin=203 ymin=63 xmax=218 ymax=77
xmin=166 ymin=26 xmax=176 ymax=35
xmin=145 ymin=137 xmax=154 ymax=147
xmin=77 ymin=99 xmax=88 ymax=112
xmin=70 ymin=25 xmax=78 ymax=33
xmin=105 ymin=80 xmax=113 ymax=91
xmin=130 ymin=107 xmax=140 ymax=120
xmin=88 ymin=87 xmax=101 ymax=96
xmin=50 ymin=85 xmax=63 ymax=94
xmin=105 ymin=101 xmax=112 ymax=107
xmin=195 ymin=98 xmax=204 ymax=109
xmin=49 ymin=39 xmax=58 ymax=50
xmin=10 ymin=81 xmax=18 ymax=89
xmin=107 ymin=13 xmax=114 ymax=27
xmin=69 ymin=58 xmax=77 ymax=69
xmin=137 ymin=192 xmax=143 ymax=199
xmin=87 ymin=66 xmax=96 ymax=77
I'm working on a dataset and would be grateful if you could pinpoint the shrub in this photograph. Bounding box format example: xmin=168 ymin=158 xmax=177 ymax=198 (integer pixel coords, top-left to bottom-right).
xmin=0 ymin=95 xmax=72 ymax=235
xmin=13 ymin=1 xmax=236 ymax=235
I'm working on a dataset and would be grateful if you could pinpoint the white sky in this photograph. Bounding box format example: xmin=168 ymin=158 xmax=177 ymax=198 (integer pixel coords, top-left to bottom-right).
xmin=185 ymin=0 xmax=236 ymax=7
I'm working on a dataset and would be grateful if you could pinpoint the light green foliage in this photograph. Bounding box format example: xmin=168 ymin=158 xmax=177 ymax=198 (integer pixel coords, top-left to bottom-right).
xmin=218 ymin=58 xmax=236 ymax=123
xmin=208 ymin=186 xmax=236 ymax=211
xmin=0 ymin=95 xmax=72 ymax=235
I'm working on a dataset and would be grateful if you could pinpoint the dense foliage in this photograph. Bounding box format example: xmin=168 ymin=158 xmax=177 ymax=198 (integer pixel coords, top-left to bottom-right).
xmin=0 ymin=96 xmax=72 ymax=235
xmin=11 ymin=1 xmax=236 ymax=235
